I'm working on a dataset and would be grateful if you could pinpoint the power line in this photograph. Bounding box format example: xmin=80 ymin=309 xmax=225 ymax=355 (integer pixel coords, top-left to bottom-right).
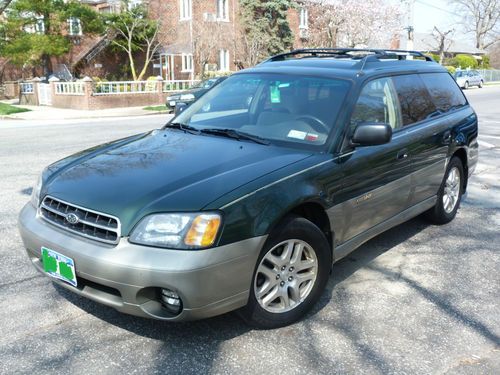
xmin=414 ymin=0 xmax=462 ymax=18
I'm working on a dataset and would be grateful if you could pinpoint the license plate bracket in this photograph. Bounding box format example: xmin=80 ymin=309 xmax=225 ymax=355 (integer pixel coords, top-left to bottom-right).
xmin=41 ymin=247 xmax=77 ymax=287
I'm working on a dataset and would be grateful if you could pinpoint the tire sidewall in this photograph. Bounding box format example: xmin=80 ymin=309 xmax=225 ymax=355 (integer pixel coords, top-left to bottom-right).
xmin=242 ymin=215 xmax=332 ymax=329
xmin=435 ymin=157 xmax=464 ymax=222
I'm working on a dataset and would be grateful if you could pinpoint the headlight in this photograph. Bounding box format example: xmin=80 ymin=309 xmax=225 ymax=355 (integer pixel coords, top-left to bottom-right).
xmin=179 ymin=94 xmax=195 ymax=101
xmin=129 ymin=213 xmax=222 ymax=249
xmin=30 ymin=173 xmax=43 ymax=207
xmin=166 ymin=96 xmax=173 ymax=101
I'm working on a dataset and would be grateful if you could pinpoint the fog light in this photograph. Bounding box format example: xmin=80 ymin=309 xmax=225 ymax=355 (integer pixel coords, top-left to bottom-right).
xmin=161 ymin=289 xmax=182 ymax=314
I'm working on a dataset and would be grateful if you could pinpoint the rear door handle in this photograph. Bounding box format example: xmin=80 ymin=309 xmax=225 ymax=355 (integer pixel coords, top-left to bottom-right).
xmin=396 ymin=149 xmax=408 ymax=160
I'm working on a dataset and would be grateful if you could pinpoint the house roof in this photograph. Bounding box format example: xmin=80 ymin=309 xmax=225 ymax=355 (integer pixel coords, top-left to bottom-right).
xmin=402 ymin=32 xmax=486 ymax=55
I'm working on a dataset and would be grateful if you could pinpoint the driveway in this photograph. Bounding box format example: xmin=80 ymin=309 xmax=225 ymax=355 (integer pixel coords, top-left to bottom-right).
xmin=0 ymin=88 xmax=498 ymax=374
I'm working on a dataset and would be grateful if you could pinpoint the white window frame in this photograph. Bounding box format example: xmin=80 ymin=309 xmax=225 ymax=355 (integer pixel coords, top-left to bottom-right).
xmin=217 ymin=0 xmax=229 ymax=21
xmin=67 ymin=17 xmax=83 ymax=36
xmin=35 ymin=16 xmax=45 ymax=34
xmin=181 ymin=53 xmax=193 ymax=72
xmin=128 ymin=0 xmax=142 ymax=10
xmin=180 ymin=0 xmax=192 ymax=20
xmin=299 ymin=7 xmax=308 ymax=29
xmin=219 ymin=49 xmax=230 ymax=72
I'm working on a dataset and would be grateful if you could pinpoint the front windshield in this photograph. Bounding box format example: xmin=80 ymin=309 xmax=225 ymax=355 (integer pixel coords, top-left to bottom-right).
xmin=173 ymin=73 xmax=351 ymax=147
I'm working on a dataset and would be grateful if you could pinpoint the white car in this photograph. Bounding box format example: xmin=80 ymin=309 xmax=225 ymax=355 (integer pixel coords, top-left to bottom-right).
xmin=455 ymin=70 xmax=484 ymax=89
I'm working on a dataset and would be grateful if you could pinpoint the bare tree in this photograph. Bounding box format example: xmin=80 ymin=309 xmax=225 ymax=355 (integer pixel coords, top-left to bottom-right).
xmin=432 ymin=26 xmax=454 ymax=63
xmin=106 ymin=2 xmax=169 ymax=81
xmin=450 ymin=0 xmax=499 ymax=49
xmin=192 ymin=21 xmax=234 ymax=77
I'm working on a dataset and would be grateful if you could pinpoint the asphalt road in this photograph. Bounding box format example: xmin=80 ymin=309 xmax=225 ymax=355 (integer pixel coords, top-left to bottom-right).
xmin=0 ymin=88 xmax=499 ymax=375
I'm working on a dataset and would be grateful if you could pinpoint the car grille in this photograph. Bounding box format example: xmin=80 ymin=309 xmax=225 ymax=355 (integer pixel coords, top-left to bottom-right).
xmin=39 ymin=196 xmax=121 ymax=245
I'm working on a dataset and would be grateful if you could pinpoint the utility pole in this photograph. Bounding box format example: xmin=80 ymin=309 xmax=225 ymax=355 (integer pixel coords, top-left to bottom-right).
xmin=403 ymin=0 xmax=415 ymax=50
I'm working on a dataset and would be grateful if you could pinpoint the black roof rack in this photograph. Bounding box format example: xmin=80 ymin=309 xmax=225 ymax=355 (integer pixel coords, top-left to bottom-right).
xmin=261 ymin=48 xmax=435 ymax=64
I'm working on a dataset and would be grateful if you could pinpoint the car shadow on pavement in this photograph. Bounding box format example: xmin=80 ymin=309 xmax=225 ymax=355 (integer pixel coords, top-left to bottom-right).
xmin=52 ymin=214 xmax=434 ymax=369
xmin=54 ymin=213 xmax=498 ymax=373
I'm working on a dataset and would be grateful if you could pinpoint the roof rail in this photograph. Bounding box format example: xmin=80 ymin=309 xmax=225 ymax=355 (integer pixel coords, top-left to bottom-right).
xmin=261 ymin=48 xmax=435 ymax=64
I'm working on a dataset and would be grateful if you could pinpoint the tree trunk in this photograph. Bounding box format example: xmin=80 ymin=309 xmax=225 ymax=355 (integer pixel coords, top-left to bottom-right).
xmin=42 ymin=54 xmax=52 ymax=79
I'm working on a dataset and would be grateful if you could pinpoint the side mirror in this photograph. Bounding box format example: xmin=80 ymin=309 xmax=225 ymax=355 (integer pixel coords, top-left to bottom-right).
xmin=351 ymin=122 xmax=392 ymax=147
xmin=174 ymin=102 xmax=188 ymax=115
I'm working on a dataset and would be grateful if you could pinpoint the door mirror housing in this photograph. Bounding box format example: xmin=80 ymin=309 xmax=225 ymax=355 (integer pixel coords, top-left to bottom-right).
xmin=174 ymin=102 xmax=188 ymax=115
xmin=351 ymin=122 xmax=392 ymax=147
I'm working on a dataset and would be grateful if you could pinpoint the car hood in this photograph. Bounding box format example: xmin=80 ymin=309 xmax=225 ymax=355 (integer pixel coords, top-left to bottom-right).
xmin=43 ymin=129 xmax=312 ymax=234
xmin=169 ymin=88 xmax=204 ymax=99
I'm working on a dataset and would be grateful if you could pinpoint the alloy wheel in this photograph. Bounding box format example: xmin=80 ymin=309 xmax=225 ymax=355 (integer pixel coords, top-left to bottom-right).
xmin=443 ymin=166 xmax=461 ymax=214
xmin=254 ymin=239 xmax=318 ymax=313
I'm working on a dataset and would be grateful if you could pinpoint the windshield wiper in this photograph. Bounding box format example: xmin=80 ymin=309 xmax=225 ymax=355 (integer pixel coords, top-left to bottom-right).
xmin=165 ymin=122 xmax=201 ymax=135
xmin=201 ymin=128 xmax=270 ymax=145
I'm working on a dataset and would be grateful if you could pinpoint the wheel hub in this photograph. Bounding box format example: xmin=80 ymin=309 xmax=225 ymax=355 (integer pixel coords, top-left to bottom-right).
xmin=254 ymin=239 xmax=318 ymax=314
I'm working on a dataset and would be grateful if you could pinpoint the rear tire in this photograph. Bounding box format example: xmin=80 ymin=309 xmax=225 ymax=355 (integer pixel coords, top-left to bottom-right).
xmin=240 ymin=215 xmax=331 ymax=329
xmin=425 ymin=157 xmax=464 ymax=224
xmin=464 ymin=81 xmax=469 ymax=89
xmin=479 ymin=80 xmax=483 ymax=88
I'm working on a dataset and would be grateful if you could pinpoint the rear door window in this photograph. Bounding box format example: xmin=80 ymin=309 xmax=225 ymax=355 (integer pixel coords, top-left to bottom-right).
xmin=420 ymin=73 xmax=467 ymax=113
xmin=392 ymin=74 xmax=436 ymax=126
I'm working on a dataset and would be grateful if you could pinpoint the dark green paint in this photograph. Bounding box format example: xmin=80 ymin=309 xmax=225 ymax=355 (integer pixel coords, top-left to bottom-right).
xmin=39 ymin=59 xmax=479 ymax=250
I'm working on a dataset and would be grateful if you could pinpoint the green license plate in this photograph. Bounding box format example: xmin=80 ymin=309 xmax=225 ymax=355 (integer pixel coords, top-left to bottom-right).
xmin=41 ymin=247 xmax=77 ymax=287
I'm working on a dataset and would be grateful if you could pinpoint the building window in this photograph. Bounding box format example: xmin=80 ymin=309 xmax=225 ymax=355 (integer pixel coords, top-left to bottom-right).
xmin=219 ymin=49 xmax=230 ymax=71
xmin=35 ymin=16 xmax=45 ymax=34
xmin=128 ymin=0 xmax=142 ymax=10
xmin=180 ymin=0 xmax=192 ymax=20
xmin=217 ymin=0 xmax=229 ymax=21
xmin=67 ymin=17 xmax=82 ymax=36
xmin=299 ymin=7 xmax=308 ymax=29
xmin=182 ymin=53 xmax=193 ymax=72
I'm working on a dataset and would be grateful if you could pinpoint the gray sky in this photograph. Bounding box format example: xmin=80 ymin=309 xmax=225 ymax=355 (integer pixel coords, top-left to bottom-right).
xmin=413 ymin=0 xmax=461 ymax=33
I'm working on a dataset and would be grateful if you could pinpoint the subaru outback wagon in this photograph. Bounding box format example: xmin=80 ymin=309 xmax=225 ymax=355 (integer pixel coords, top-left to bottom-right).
xmin=19 ymin=48 xmax=478 ymax=328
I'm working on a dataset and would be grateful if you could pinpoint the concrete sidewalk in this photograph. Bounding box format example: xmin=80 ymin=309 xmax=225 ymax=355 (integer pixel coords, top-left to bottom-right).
xmin=0 ymin=101 xmax=167 ymax=121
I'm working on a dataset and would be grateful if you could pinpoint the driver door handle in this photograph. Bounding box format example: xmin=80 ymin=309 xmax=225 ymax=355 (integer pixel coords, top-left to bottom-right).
xmin=396 ymin=149 xmax=409 ymax=160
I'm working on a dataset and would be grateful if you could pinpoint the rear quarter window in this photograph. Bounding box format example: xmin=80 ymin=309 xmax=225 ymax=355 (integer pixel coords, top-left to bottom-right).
xmin=392 ymin=74 xmax=436 ymax=126
xmin=420 ymin=73 xmax=467 ymax=113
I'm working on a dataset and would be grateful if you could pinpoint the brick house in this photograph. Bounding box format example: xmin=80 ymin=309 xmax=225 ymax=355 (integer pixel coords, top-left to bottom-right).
xmin=1 ymin=0 xmax=313 ymax=82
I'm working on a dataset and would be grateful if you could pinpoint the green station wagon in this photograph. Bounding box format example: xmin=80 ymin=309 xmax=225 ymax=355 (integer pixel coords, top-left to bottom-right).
xmin=19 ymin=49 xmax=478 ymax=328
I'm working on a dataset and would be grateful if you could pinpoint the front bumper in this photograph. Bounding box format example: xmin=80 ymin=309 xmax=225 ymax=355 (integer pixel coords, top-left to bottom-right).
xmin=18 ymin=203 xmax=266 ymax=321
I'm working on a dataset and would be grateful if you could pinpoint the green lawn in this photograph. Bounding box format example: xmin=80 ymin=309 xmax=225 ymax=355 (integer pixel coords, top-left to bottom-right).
xmin=0 ymin=102 xmax=31 ymax=115
xmin=143 ymin=105 xmax=168 ymax=112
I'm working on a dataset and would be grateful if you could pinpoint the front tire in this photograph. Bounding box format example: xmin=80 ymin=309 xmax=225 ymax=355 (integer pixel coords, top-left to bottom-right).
xmin=240 ymin=215 xmax=331 ymax=329
xmin=425 ymin=157 xmax=464 ymax=224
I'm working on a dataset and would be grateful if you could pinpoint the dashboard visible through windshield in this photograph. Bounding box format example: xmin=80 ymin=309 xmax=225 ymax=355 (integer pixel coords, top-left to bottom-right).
xmin=172 ymin=73 xmax=351 ymax=147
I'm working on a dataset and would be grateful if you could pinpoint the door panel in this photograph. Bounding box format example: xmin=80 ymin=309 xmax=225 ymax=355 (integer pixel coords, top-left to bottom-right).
xmin=329 ymin=136 xmax=412 ymax=244
xmin=406 ymin=120 xmax=449 ymax=205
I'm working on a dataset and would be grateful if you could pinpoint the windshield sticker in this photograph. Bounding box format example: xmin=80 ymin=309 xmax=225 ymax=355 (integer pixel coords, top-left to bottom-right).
xmin=287 ymin=130 xmax=307 ymax=140
xmin=270 ymin=85 xmax=281 ymax=103
xmin=306 ymin=133 xmax=319 ymax=141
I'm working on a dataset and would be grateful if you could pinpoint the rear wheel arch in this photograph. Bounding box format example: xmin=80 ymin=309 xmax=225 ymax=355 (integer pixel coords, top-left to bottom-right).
xmin=451 ymin=148 xmax=468 ymax=192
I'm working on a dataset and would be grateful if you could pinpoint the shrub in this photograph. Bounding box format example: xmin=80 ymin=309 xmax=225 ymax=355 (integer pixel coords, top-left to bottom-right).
xmin=445 ymin=66 xmax=456 ymax=75
xmin=479 ymin=55 xmax=490 ymax=68
xmin=449 ymin=54 xmax=478 ymax=69
xmin=428 ymin=53 xmax=440 ymax=63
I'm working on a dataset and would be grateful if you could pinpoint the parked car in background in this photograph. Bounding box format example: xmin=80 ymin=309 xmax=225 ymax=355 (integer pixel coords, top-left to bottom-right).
xmin=19 ymin=49 xmax=478 ymax=329
xmin=166 ymin=76 xmax=228 ymax=112
xmin=454 ymin=70 xmax=484 ymax=89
